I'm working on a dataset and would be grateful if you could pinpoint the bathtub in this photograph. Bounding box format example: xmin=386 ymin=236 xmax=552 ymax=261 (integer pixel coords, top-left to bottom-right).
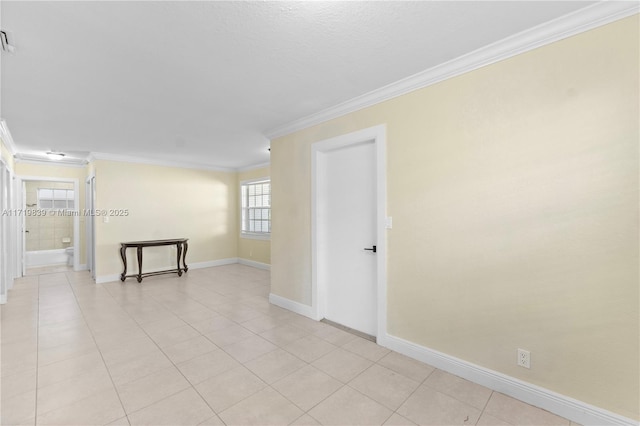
xmin=25 ymin=249 xmax=68 ymax=267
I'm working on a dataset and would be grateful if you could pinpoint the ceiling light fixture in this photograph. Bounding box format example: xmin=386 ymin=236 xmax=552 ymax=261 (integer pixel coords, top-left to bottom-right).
xmin=46 ymin=151 xmax=66 ymax=160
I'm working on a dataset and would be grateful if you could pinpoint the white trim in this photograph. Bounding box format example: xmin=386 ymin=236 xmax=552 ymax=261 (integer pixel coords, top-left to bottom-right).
xmin=238 ymin=258 xmax=270 ymax=271
xmin=269 ymin=293 xmax=315 ymax=319
xmin=90 ymin=152 xmax=234 ymax=173
xmin=237 ymin=161 xmax=270 ymax=173
xmin=265 ymin=2 xmax=639 ymax=139
xmin=311 ymin=124 xmax=387 ymax=338
xmin=190 ymin=258 xmax=239 ymax=269
xmin=0 ymin=119 xmax=17 ymax=155
xmin=380 ymin=334 xmax=637 ymax=426
xmin=76 ymin=263 xmax=88 ymax=271
xmin=14 ymin=155 xmax=88 ymax=167
xmin=95 ymin=257 xmax=240 ymax=284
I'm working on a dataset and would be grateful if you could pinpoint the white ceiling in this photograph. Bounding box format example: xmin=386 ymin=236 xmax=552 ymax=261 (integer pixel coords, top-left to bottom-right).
xmin=1 ymin=1 xmax=597 ymax=169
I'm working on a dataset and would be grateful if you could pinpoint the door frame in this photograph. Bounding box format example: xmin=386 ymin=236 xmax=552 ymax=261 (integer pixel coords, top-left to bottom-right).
xmin=20 ymin=176 xmax=81 ymax=271
xmin=311 ymin=124 xmax=387 ymax=339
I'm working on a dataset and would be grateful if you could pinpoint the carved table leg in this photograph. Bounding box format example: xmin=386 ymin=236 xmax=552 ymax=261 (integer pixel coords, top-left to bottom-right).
xmin=182 ymin=242 xmax=189 ymax=272
xmin=176 ymin=243 xmax=183 ymax=277
xmin=137 ymin=246 xmax=143 ymax=283
xmin=120 ymin=246 xmax=127 ymax=281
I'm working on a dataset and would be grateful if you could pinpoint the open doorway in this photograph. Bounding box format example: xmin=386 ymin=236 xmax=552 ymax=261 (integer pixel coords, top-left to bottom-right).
xmin=20 ymin=177 xmax=80 ymax=275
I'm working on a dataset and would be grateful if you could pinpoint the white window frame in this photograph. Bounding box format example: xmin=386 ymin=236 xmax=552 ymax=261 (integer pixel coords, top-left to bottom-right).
xmin=37 ymin=187 xmax=75 ymax=210
xmin=240 ymin=177 xmax=271 ymax=240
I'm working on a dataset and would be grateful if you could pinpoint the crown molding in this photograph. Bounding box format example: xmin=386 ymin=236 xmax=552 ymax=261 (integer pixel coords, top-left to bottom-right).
xmin=89 ymin=152 xmax=236 ymax=173
xmin=0 ymin=119 xmax=18 ymax=155
xmin=265 ymin=1 xmax=639 ymax=140
xmin=14 ymin=154 xmax=88 ymax=168
xmin=236 ymin=161 xmax=271 ymax=173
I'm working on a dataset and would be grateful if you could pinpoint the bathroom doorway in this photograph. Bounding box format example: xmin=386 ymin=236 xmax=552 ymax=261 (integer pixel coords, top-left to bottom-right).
xmin=20 ymin=177 xmax=80 ymax=275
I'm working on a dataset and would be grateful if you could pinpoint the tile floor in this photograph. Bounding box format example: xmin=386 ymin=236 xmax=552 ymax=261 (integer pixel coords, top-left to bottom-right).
xmin=1 ymin=264 xmax=577 ymax=426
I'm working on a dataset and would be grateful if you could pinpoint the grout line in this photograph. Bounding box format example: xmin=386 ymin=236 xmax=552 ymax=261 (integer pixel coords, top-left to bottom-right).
xmin=476 ymin=391 xmax=495 ymax=425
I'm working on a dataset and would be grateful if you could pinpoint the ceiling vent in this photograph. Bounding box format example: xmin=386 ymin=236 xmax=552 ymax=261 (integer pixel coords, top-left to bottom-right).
xmin=1 ymin=30 xmax=15 ymax=53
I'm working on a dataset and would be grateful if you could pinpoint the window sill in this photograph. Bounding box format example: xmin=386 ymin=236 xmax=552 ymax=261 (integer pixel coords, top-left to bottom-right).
xmin=240 ymin=232 xmax=271 ymax=241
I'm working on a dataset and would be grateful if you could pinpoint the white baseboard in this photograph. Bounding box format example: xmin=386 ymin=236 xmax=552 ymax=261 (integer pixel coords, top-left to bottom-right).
xmin=238 ymin=258 xmax=271 ymax=271
xmin=380 ymin=334 xmax=636 ymax=426
xmin=75 ymin=264 xmax=88 ymax=271
xmin=269 ymin=293 xmax=315 ymax=318
xmin=95 ymin=258 xmax=240 ymax=284
xmin=189 ymin=258 xmax=239 ymax=269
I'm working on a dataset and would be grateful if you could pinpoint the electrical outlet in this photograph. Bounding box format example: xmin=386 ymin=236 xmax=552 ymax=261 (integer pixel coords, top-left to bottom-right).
xmin=517 ymin=349 xmax=531 ymax=369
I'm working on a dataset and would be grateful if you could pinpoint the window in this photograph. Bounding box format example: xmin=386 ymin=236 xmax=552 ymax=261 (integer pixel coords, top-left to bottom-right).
xmin=38 ymin=188 xmax=74 ymax=210
xmin=241 ymin=179 xmax=270 ymax=238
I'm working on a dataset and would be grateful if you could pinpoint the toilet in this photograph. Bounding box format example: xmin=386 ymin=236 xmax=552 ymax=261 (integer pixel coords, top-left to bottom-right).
xmin=62 ymin=237 xmax=74 ymax=266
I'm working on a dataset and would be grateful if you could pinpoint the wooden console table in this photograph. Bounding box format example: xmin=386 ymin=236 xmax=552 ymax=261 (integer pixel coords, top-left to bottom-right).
xmin=120 ymin=238 xmax=188 ymax=282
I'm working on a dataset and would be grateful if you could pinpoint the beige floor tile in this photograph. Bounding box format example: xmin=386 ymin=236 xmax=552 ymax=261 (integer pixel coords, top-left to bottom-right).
xmin=37 ymin=339 xmax=98 ymax=367
xmin=37 ymin=350 xmax=105 ymax=389
xmin=397 ymin=385 xmax=481 ymax=425
xmin=218 ymin=387 xmax=303 ymax=426
xmin=311 ymin=348 xmax=373 ymax=383
xmin=161 ymin=335 xmax=217 ymax=364
xmin=308 ymin=386 xmax=393 ymax=425
xmin=138 ymin=315 xmax=187 ymax=335
xmin=383 ymin=413 xmax=416 ymax=425
xmin=107 ymin=350 xmax=173 ymax=387
xmin=245 ymin=349 xmax=306 ymax=384
xmin=116 ymin=366 xmax=191 ymax=414
xmin=283 ymin=335 xmax=337 ymax=363
xmin=195 ymin=366 xmax=266 ymax=412
xmin=204 ymin=324 xmax=256 ymax=347
xmin=215 ymin=303 xmax=263 ymax=323
xmin=377 ymin=351 xmax=435 ymax=382
xmin=349 ymin=364 xmax=421 ymax=410
xmin=127 ymin=387 xmax=214 ymax=426
xmin=313 ymin=326 xmax=358 ymax=346
xmin=477 ymin=412 xmax=513 ymax=425
xmin=36 ymin=387 xmax=125 ymax=425
xmin=92 ymin=326 xmax=150 ymax=350
xmin=105 ymin=416 xmax=131 ymax=426
xmin=288 ymin=316 xmax=331 ymax=333
xmin=178 ymin=308 xmax=220 ymax=324
xmin=177 ymin=348 xmax=241 ymax=385
xmin=190 ymin=315 xmax=237 ymax=334
xmin=0 ymin=389 xmax=36 ymax=426
xmin=223 ymin=334 xmax=278 ymax=363
xmin=272 ymin=365 xmax=342 ymax=411
xmin=259 ymin=324 xmax=309 ymax=346
xmin=484 ymin=392 xmax=570 ymax=425
xmin=290 ymin=414 xmax=321 ymax=426
xmin=37 ymin=325 xmax=95 ymax=350
xmin=100 ymin=336 xmax=159 ymax=366
xmin=241 ymin=315 xmax=283 ymax=334
xmin=1 ymin=368 xmax=37 ymax=400
xmin=342 ymin=337 xmax=390 ymax=362
xmin=423 ymin=369 xmax=493 ymax=410
xmin=197 ymin=414 xmax=225 ymax=425
xmin=147 ymin=324 xmax=201 ymax=348
xmin=36 ymin=365 xmax=114 ymax=415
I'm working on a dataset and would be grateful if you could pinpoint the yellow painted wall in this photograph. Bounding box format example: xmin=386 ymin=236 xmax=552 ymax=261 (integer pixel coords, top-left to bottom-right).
xmin=271 ymin=17 xmax=639 ymax=419
xmin=93 ymin=160 xmax=238 ymax=277
xmin=237 ymin=165 xmax=271 ymax=265
xmin=15 ymin=162 xmax=88 ymax=265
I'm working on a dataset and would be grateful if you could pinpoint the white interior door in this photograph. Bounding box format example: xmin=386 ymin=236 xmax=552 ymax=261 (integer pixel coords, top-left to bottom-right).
xmin=318 ymin=140 xmax=377 ymax=336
